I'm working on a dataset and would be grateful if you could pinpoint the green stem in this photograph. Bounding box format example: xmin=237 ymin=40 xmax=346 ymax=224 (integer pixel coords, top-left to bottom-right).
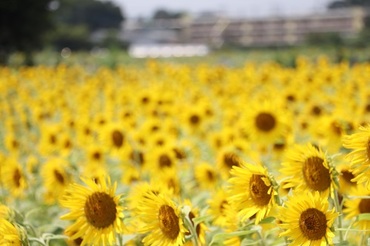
xmin=28 ymin=237 xmax=46 ymax=246
xmin=333 ymin=189 xmax=343 ymax=242
xmin=184 ymin=216 xmax=200 ymax=246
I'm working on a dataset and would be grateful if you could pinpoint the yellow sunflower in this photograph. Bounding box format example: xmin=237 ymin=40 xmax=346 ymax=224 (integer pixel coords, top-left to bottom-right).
xmin=216 ymin=146 xmax=243 ymax=179
xmin=137 ymin=192 xmax=187 ymax=246
xmin=228 ymin=162 xmax=276 ymax=224
xmin=60 ymin=177 xmax=125 ymax=246
xmin=183 ymin=200 xmax=208 ymax=246
xmin=343 ymin=185 xmax=370 ymax=232
xmin=280 ymin=143 xmax=334 ymax=197
xmin=207 ymin=189 xmax=237 ymax=228
xmin=279 ymin=191 xmax=338 ymax=245
xmin=241 ymin=99 xmax=290 ymax=146
xmin=0 ymin=219 xmax=23 ymax=246
xmin=337 ymin=163 xmax=359 ymax=196
xmin=194 ymin=162 xmax=219 ymax=190
xmin=41 ymin=157 xmax=72 ymax=204
xmin=100 ymin=122 xmax=127 ymax=156
xmin=1 ymin=156 xmax=27 ymax=198
xmin=342 ymin=124 xmax=370 ymax=189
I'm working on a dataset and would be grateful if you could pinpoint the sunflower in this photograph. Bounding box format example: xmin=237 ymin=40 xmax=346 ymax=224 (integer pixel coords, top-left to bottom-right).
xmin=241 ymin=99 xmax=290 ymax=146
xmin=0 ymin=219 xmax=23 ymax=246
xmin=207 ymin=189 xmax=236 ymax=228
xmin=137 ymin=192 xmax=187 ymax=246
xmin=127 ymin=181 xmax=174 ymax=217
xmin=100 ymin=122 xmax=127 ymax=156
xmin=194 ymin=162 xmax=219 ymax=190
xmin=280 ymin=143 xmax=334 ymax=197
xmin=342 ymin=124 xmax=370 ymax=189
xmin=279 ymin=191 xmax=338 ymax=245
xmin=216 ymin=146 xmax=243 ymax=179
xmin=343 ymin=185 xmax=370 ymax=232
xmin=146 ymin=146 xmax=178 ymax=173
xmin=41 ymin=157 xmax=72 ymax=203
xmin=1 ymin=156 xmax=27 ymax=198
xmin=337 ymin=163 xmax=359 ymax=196
xmin=228 ymin=162 xmax=276 ymax=224
xmin=183 ymin=200 xmax=207 ymax=246
xmin=60 ymin=177 xmax=125 ymax=246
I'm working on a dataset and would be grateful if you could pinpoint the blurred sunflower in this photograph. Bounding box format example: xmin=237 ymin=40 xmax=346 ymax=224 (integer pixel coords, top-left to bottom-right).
xmin=194 ymin=162 xmax=219 ymax=190
xmin=207 ymin=189 xmax=237 ymax=228
xmin=1 ymin=156 xmax=27 ymax=198
xmin=228 ymin=162 xmax=276 ymax=224
xmin=280 ymin=143 xmax=334 ymax=197
xmin=279 ymin=191 xmax=338 ymax=245
xmin=337 ymin=163 xmax=359 ymax=196
xmin=343 ymin=185 xmax=370 ymax=231
xmin=0 ymin=219 xmax=23 ymax=246
xmin=41 ymin=157 xmax=72 ymax=203
xmin=183 ymin=200 xmax=207 ymax=246
xmin=38 ymin=123 xmax=62 ymax=155
xmin=216 ymin=147 xmax=243 ymax=179
xmin=101 ymin=122 xmax=127 ymax=156
xmin=146 ymin=146 xmax=178 ymax=173
xmin=137 ymin=192 xmax=187 ymax=246
xmin=60 ymin=177 xmax=125 ymax=246
xmin=242 ymin=99 xmax=290 ymax=146
xmin=342 ymin=124 xmax=370 ymax=189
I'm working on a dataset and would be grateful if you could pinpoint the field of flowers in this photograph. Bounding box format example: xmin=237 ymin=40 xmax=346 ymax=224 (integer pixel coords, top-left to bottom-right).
xmin=1 ymin=56 xmax=370 ymax=245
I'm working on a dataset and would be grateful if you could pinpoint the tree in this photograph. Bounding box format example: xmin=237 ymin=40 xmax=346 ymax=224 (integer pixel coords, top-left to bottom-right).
xmin=0 ymin=0 xmax=53 ymax=65
xmin=328 ymin=0 xmax=370 ymax=9
xmin=50 ymin=0 xmax=125 ymax=50
xmin=152 ymin=8 xmax=187 ymax=19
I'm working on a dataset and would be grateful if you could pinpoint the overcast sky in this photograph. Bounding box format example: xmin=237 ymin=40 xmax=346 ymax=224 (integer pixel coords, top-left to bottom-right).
xmin=112 ymin=0 xmax=334 ymax=18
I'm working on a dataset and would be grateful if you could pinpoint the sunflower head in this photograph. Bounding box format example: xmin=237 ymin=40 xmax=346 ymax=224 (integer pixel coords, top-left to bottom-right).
xmin=280 ymin=143 xmax=334 ymax=196
xmin=138 ymin=192 xmax=187 ymax=246
xmin=60 ymin=177 xmax=124 ymax=246
xmin=228 ymin=162 xmax=276 ymax=224
xmin=279 ymin=191 xmax=338 ymax=245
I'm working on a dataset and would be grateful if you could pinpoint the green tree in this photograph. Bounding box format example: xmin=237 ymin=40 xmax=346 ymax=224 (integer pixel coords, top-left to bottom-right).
xmin=0 ymin=0 xmax=53 ymax=65
xmin=49 ymin=0 xmax=125 ymax=50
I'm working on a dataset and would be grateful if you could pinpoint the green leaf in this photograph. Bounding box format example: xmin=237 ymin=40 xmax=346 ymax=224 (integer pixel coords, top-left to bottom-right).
xmin=357 ymin=213 xmax=370 ymax=221
xmin=210 ymin=230 xmax=256 ymax=245
xmin=259 ymin=216 xmax=275 ymax=224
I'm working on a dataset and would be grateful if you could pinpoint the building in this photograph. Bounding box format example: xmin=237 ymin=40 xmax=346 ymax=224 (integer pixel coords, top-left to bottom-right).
xmin=121 ymin=7 xmax=369 ymax=48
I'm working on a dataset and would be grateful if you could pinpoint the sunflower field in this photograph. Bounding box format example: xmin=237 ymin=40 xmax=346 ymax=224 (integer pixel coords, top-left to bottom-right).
xmin=1 ymin=56 xmax=370 ymax=245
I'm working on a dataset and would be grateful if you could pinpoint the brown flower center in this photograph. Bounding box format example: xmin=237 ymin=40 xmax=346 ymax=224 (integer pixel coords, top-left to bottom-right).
xmin=206 ymin=170 xmax=215 ymax=181
xmin=223 ymin=153 xmax=240 ymax=169
xmin=311 ymin=106 xmax=322 ymax=116
xmin=249 ymin=174 xmax=272 ymax=206
xmin=54 ymin=170 xmax=65 ymax=185
xmin=359 ymin=199 xmax=370 ymax=213
xmin=92 ymin=151 xmax=102 ymax=161
xmin=255 ymin=112 xmax=276 ymax=132
xmin=84 ymin=192 xmax=117 ymax=229
xmin=299 ymin=208 xmax=327 ymax=240
xmin=130 ymin=150 xmax=144 ymax=165
xmin=189 ymin=114 xmax=200 ymax=125
xmin=159 ymin=154 xmax=172 ymax=168
xmin=341 ymin=170 xmax=355 ymax=185
xmin=303 ymin=157 xmax=331 ymax=191
xmin=13 ymin=168 xmax=21 ymax=187
xmin=112 ymin=130 xmax=124 ymax=148
xmin=158 ymin=205 xmax=180 ymax=240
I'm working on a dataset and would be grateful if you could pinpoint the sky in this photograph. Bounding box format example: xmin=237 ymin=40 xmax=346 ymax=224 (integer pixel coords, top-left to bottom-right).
xmin=112 ymin=0 xmax=334 ymax=19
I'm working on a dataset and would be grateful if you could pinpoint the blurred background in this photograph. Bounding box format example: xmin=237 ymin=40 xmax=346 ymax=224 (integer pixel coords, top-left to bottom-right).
xmin=1 ymin=0 xmax=370 ymax=67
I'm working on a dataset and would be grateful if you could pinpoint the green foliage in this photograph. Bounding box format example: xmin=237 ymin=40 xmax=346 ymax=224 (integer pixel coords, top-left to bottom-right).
xmin=54 ymin=0 xmax=124 ymax=32
xmin=0 ymin=0 xmax=53 ymax=65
